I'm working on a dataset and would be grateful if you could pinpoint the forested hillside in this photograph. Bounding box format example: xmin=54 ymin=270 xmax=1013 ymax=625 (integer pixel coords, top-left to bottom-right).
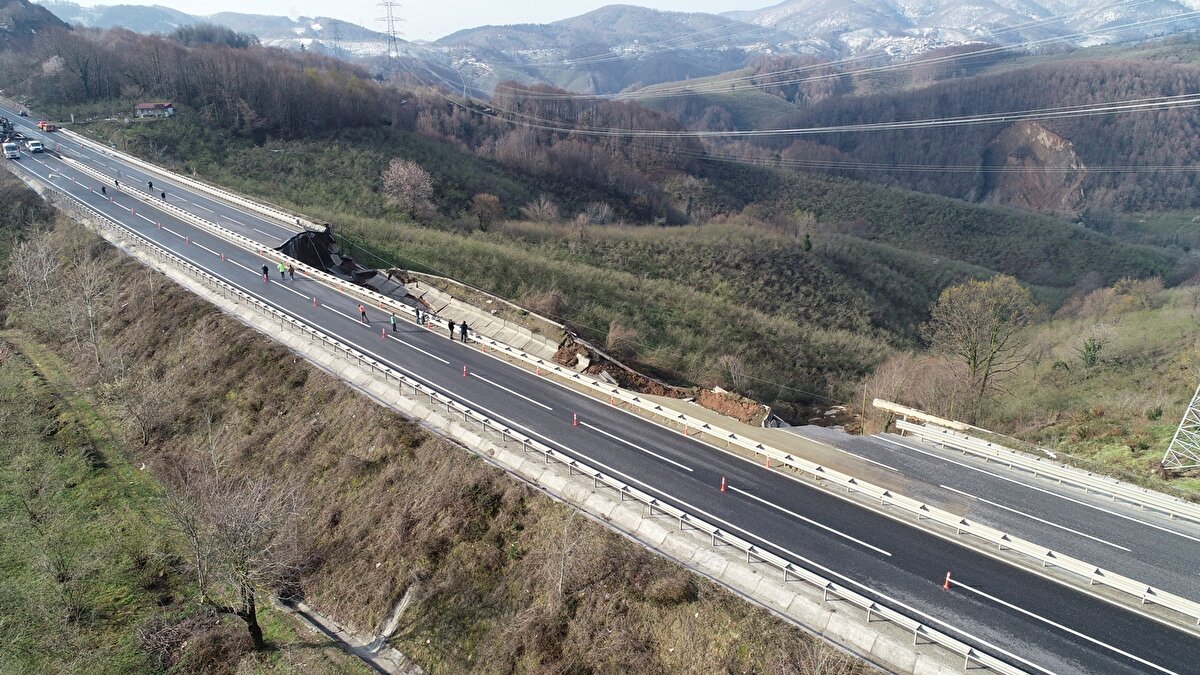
xmin=655 ymin=37 xmax=1200 ymax=216
xmin=0 ymin=17 xmax=1185 ymax=415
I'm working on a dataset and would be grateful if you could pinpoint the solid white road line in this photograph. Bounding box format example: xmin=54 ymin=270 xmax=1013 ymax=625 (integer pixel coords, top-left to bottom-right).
xmin=789 ymin=429 xmax=899 ymax=471
xmin=836 ymin=447 xmax=898 ymax=471
xmin=941 ymin=485 xmax=1131 ymax=552
xmin=229 ymin=260 xmax=306 ymax=299
xmin=878 ymin=436 xmax=1200 ymax=544
xmin=950 ymin=578 xmax=1178 ymax=675
xmin=321 ymin=306 xmax=451 ymax=364
xmin=388 ymin=334 xmax=451 ymax=365
xmin=191 ymin=241 xmax=220 ymax=257
xmin=0 ymin=172 xmax=1055 ymax=674
xmin=579 ymin=421 xmax=694 ymax=473
xmin=470 ymin=371 xmax=552 ymax=411
xmin=727 ymin=485 xmax=892 ymax=556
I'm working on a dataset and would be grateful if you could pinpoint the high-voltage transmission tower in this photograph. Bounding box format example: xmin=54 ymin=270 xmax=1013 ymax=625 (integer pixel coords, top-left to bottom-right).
xmin=328 ymin=20 xmax=344 ymax=58
xmin=377 ymin=1 xmax=402 ymax=58
xmin=1163 ymin=382 xmax=1200 ymax=471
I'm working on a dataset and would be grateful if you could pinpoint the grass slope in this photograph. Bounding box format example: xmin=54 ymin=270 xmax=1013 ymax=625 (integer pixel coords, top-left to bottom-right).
xmin=0 ymin=171 xmax=865 ymax=673
xmin=988 ymin=283 xmax=1200 ymax=496
xmin=71 ymin=113 xmax=1177 ymax=412
xmin=0 ymin=332 xmax=370 ymax=674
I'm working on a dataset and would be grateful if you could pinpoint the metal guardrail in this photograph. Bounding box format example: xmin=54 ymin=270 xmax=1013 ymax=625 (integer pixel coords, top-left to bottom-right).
xmin=46 ymin=150 xmax=1200 ymax=649
xmin=892 ymin=418 xmax=1200 ymax=525
xmin=59 ymin=128 xmax=315 ymax=231
xmin=31 ymin=175 xmax=1025 ymax=675
xmin=895 ymin=419 xmax=1200 ymax=626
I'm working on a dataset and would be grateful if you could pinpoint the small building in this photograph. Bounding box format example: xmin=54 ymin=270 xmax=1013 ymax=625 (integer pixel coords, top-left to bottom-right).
xmin=134 ymin=102 xmax=174 ymax=118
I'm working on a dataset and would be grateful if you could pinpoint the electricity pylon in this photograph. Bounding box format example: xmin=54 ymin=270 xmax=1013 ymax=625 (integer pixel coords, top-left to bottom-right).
xmin=377 ymin=1 xmax=402 ymax=58
xmin=329 ymin=20 xmax=344 ymax=58
xmin=1163 ymin=382 xmax=1200 ymax=471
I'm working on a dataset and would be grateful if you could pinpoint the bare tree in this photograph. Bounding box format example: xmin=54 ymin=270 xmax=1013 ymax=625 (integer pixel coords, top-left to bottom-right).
xmin=161 ymin=468 xmax=303 ymax=650
xmin=380 ymin=158 xmax=435 ymax=219
xmin=469 ymin=193 xmax=502 ymax=231
xmin=6 ymin=234 xmax=59 ymax=310
xmin=583 ymin=202 xmax=615 ymax=225
xmin=519 ymin=195 xmax=560 ymax=223
xmin=63 ymin=254 xmax=111 ymax=367
xmin=113 ymin=370 xmax=176 ymax=446
xmin=922 ymin=275 xmax=1037 ymax=423
xmin=715 ymin=354 xmax=751 ymax=393
xmin=604 ymin=321 xmax=639 ymax=358
xmin=859 ymin=351 xmax=918 ymax=432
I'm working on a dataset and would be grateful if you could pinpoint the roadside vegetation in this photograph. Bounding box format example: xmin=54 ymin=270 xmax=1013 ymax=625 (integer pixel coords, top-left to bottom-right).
xmin=1 ymin=19 xmax=1180 ymax=415
xmin=0 ymin=168 xmax=864 ymax=672
xmin=864 ymin=273 xmax=1200 ymax=497
xmin=65 ymin=111 xmax=1180 ymax=418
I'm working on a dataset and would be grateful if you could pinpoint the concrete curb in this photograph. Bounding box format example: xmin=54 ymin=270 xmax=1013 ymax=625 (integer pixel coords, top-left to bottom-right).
xmin=76 ymin=224 xmax=971 ymax=675
xmin=15 ymin=165 xmax=994 ymax=675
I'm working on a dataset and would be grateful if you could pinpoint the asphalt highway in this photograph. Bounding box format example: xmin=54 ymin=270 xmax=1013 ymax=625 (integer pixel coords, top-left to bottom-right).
xmin=8 ymin=111 xmax=1200 ymax=674
xmin=791 ymin=426 xmax=1200 ymax=602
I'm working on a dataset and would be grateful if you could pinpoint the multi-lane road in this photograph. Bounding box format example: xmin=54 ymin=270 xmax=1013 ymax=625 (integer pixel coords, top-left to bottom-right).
xmin=6 ymin=108 xmax=1200 ymax=674
xmin=790 ymin=426 xmax=1200 ymax=602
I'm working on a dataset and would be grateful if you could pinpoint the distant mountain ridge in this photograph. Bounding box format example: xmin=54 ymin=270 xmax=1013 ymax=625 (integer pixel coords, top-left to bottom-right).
xmin=29 ymin=0 xmax=1200 ymax=94
xmin=0 ymin=0 xmax=67 ymax=51
xmin=432 ymin=5 xmax=826 ymax=94
xmin=36 ymin=0 xmax=393 ymax=57
xmin=726 ymin=0 xmax=1200 ymax=59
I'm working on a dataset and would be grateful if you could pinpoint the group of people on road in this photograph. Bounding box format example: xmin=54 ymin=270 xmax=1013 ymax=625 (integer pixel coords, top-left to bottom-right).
xmin=353 ymin=302 xmax=469 ymax=343
xmin=261 ymin=262 xmax=295 ymax=282
xmin=100 ymin=177 xmax=166 ymax=200
xmin=447 ymin=319 xmax=469 ymax=342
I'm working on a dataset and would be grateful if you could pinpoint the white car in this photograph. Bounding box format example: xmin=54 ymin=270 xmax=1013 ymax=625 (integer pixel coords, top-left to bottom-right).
xmin=2 ymin=142 xmax=18 ymax=159
xmin=25 ymin=140 xmax=43 ymax=153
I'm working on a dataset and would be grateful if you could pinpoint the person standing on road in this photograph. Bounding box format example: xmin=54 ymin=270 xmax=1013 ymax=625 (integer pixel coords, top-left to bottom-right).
xmin=359 ymin=304 xmax=368 ymax=324
xmin=261 ymin=264 xmax=270 ymax=282
xmin=415 ymin=307 xmax=423 ymax=325
xmin=390 ymin=312 xmax=398 ymax=333
xmin=148 ymin=180 xmax=153 ymax=191
xmin=114 ymin=179 xmax=119 ymax=188
xmin=460 ymin=321 xmax=469 ymax=343
xmin=101 ymin=185 xmax=106 ymax=196
xmin=278 ymin=261 xmax=287 ymax=279
xmin=448 ymin=319 xmax=456 ymax=340
xmin=287 ymin=264 xmax=295 ymax=281
xmin=161 ymin=191 xmax=166 ymax=200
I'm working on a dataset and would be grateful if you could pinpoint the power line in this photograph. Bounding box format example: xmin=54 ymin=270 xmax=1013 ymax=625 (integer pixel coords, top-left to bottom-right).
xmin=329 ymin=20 xmax=344 ymax=59
xmin=399 ymin=48 xmax=1200 ymax=181
xmin=377 ymin=1 xmax=402 ymax=58
xmin=498 ymin=5 xmax=1199 ymax=101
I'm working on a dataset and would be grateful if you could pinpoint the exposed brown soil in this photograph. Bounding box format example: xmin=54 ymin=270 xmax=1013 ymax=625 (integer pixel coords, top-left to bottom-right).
xmin=696 ymin=388 xmax=769 ymax=426
xmin=556 ymin=337 xmax=771 ymax=425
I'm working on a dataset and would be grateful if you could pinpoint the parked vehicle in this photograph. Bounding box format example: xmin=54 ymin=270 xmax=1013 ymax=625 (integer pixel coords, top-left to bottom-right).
xmin=17 ymin=110 xmax=27 ymax=117
xmin=25 ymin=140 xmax=42 ymax=153
xmin=36 ymin=120 xmax=56 ymax=131
xmin=3 ymin=142 xmax=19 ymax=159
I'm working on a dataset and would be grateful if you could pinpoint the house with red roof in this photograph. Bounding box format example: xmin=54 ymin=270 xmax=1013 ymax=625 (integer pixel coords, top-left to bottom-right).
xmin=134 ymin=102 xmax=174 ymax=118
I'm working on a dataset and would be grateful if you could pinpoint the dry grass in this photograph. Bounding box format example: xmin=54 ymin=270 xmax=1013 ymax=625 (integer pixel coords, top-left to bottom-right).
xmin=2 ymin=206 xmax=868 ymax=673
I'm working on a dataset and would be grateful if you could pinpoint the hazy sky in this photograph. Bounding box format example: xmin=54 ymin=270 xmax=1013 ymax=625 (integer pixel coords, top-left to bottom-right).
xmin=68 ymin=1 xmax=751 ymax=41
